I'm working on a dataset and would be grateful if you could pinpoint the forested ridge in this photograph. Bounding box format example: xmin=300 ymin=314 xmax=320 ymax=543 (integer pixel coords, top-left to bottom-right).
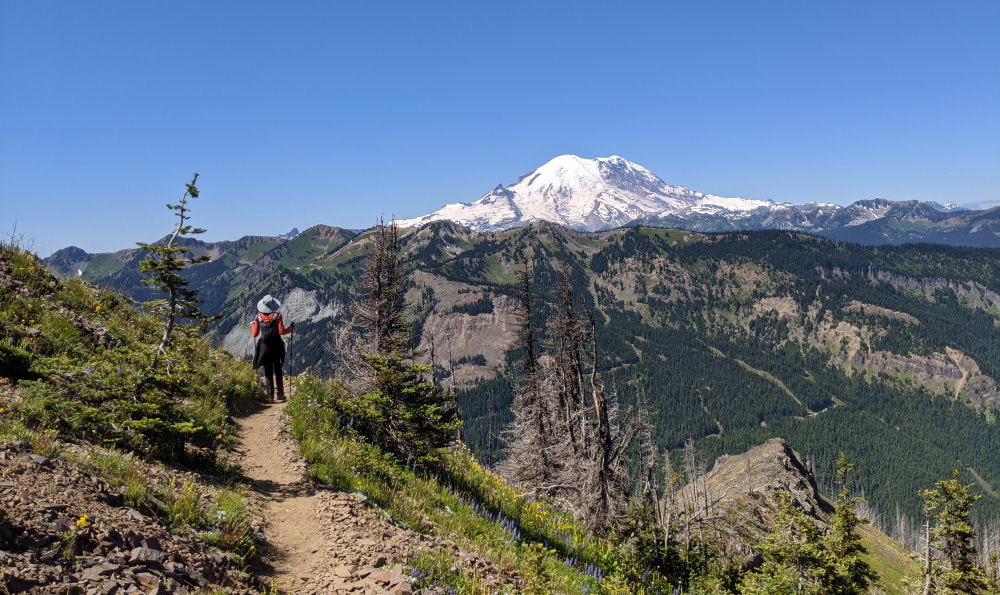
xmin=443 ymin=226 xmax=1000 ymax=529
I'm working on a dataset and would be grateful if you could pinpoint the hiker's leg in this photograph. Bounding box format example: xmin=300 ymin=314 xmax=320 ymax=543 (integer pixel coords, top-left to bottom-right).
xmin=263 ymin=361 xmax=275 ymax=400
xmin=275 ymin=358 xmax=285 ymax=399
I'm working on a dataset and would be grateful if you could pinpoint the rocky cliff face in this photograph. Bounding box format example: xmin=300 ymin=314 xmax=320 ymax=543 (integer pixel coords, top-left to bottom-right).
xmin=678 ymin=438 xmax=827 ymax=568
xmin=750 ymin=283 xmax=1000 ymax=411
xmin=841 ymin=347 xmax=1000 ymax=410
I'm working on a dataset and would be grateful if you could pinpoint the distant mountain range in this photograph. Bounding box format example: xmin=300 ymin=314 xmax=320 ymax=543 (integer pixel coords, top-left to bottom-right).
xmin=398 ymin=154 xmax=1000 ymax=246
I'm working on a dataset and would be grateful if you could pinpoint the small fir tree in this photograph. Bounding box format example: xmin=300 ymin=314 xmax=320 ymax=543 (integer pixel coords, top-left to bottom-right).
xmin=137 ymin=173 xmax=211 ymax=356
xmin=741 ymin=491 xmax=831 ymax=595
xmin=823 ymin=453 xmax=879 ymax=593
xmin=920 ymin=469 xmax=989 ymax=594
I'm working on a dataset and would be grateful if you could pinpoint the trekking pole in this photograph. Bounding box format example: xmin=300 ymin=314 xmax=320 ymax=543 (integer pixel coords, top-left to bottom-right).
xmin=287 ymin=329 xmax=295 ymax=396
xmin=247 ymin=333 xmax=257 ymax=396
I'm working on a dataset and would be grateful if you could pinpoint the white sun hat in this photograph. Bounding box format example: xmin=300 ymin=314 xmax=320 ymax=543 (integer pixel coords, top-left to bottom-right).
xmin=256 ymin=294 xmax=281 ymax=314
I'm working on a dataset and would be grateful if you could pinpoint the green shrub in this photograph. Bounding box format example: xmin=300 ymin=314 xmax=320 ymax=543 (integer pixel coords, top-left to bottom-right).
xmin=162 ymin=477 xmax=203 ymax=529
xmin=0 ymin=244 xmax=259 ymax=466
xmin=36 ymin=311 xmax=85 ymax=356
xmin=198 ymin=487 xmax=257 ymax=561
xmin=0 ymin=340 xmax=32 ymax=379
xmin=0 ymin=419 xmax=40 ymax=444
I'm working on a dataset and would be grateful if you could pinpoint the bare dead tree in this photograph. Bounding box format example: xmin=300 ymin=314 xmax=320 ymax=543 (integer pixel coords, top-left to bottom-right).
xmin=499 ymin=258 xmax=555 ymax=487
xmin=329 ymin=315 xmax=373 ymax=392
xmin=974 ymin=518 xmax=1000 ymax=579
xmin=579 ymin=306 xmax=643 ymax=527
xmin=428 ymin=332 xmax=438 ymax=391
xmin=682 ymin=439 xmax=705 ymax=559
xmin=353 ymin=218 xmax=407 ymax=356
xmin=658 ymin=450 xmax=680 ymax=550
xmin=923 ymin=505 xmax=933 ymax=595
xmin=547 ymin=265 xmax=586 ymax=453
xmin=446 ymin=335 xmax=456 ymax=393
xmin=330 ymin=218 xmax=407 ymax=394
xmin=892 ymin=504 xmax=920 ymax=552
xmin=501 ymin=260 xmax=643 ymax=530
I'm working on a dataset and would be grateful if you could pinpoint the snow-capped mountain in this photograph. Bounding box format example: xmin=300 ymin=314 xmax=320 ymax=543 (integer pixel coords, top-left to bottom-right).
xmin=397 ymin=155 xmax=785 ymax=232
xmin=397 ymin=155 xmax=994 ymax=245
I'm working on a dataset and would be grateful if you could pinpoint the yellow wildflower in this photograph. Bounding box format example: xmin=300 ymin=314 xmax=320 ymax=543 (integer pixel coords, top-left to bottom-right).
xmin=76 ymin=515 xmax=91 ymax=528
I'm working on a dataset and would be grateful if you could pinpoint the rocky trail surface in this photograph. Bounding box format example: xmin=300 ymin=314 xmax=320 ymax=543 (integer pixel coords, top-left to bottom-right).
xmin=0 ymin=438 xmax=257 ymax=594
xmin=238 ymin=394 xmax=429 ymax=594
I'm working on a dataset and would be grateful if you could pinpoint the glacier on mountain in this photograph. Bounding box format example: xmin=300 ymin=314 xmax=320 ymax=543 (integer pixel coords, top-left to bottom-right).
xmin=397 ymin=154 xmax=793 ymax=232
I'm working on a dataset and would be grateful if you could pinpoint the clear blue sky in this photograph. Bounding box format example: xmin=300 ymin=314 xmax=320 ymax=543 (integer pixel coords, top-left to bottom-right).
xmin=2 ymin=1 xmax=998 ymax=255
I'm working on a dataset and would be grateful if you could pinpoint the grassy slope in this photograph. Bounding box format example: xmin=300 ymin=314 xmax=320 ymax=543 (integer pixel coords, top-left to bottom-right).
xmin=859 ymin=525 xmax=921 ymax=594
xmin=25 ymin=228 xmax=944 ymax=584
xmin=0 ymin=245 xmax=265 ymax=567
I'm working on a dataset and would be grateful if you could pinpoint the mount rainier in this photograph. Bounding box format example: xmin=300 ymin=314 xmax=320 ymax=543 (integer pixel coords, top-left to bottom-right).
xmin=398 ymin=154 xmax=995 ymax=246
xmin=397 ymin=154 xmax=791 ymax=232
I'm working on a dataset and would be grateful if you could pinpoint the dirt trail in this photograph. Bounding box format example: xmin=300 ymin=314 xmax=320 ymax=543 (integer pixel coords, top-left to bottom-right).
xmin=235 ymin=387 xmax=424 ymax=594
xmin=235 ymin=382 xmax=519 ymax=594
xmin=236 ymin=396 xmax=327 ymax=590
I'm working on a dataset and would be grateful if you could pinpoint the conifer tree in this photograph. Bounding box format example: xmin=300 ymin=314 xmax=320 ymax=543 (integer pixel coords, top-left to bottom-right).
xmin=137 ymin=173 xmax=210 ymax=356
xmin=920 ymin=469 xmax=989 ymax=594
xmin=741 ymin=491 xmax=831 ymax=594
xmin=346 ymin=219 xmax=460 ymax=464
xmin=823 ymin=453 xmax=878 ymax=593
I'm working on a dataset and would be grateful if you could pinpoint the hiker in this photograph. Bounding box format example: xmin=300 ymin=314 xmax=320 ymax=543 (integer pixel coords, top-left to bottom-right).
xmin=251 ymin=294 xmax=295 ymax=401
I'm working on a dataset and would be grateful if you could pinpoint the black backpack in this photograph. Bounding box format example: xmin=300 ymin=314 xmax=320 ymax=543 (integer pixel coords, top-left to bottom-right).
xmin=257 ymin=314 xmax=281 ymax=346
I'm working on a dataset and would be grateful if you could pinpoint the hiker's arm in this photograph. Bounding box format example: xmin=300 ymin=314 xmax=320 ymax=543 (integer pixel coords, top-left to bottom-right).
xmin=278 ymin=314 xmax=295 ymax=335
xmin=250 ymin=320 xmax=260 ymax=337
